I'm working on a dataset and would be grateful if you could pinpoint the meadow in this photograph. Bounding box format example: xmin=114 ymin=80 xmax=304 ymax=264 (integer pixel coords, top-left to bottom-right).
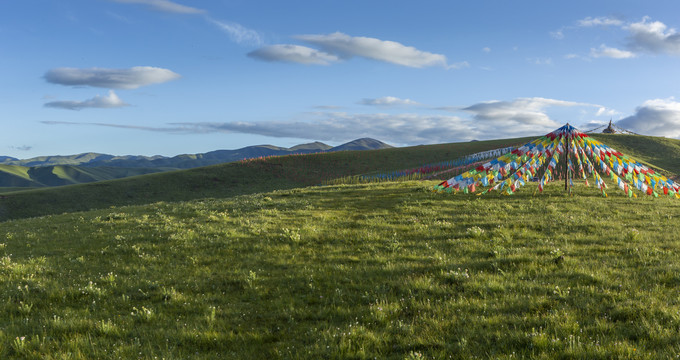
xmin=1 ymin=179 xmax=679 ymax=359
xmin=1 ymin=134 xmax=679 ymax=359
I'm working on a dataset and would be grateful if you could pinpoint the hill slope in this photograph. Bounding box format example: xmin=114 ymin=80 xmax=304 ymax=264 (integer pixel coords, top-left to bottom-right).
xmin=0 ymin=137 xmax=525 ymax=221
xmin=0 ymin=181 xmax=678 ymax=358
xmin=590 ymin=133 xmax=680 ymax=175
xmin=1 ymin=134 xmax=677 ymax=222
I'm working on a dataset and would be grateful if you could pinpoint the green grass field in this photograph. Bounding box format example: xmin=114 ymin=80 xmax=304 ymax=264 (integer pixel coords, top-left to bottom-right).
xmin=0 ymin=137 xmax=529 ymax=221
xmin=1 ymin=134 xmax=679 ymax=358
xmin=1 ymin=180 xmax=679 ymax=359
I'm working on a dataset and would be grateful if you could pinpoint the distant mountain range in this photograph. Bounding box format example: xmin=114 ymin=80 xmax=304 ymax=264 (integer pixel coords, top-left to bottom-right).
xmin=1 ymin=138 xmax=391 ymax=168
xmin=0 ymin=138 xmax=392 ymax=188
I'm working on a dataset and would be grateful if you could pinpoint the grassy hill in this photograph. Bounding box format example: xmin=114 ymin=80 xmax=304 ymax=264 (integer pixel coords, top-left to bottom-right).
xmin=1 ymin=180 xmax=679 ymax=358
xmin=590 ymin=133 xmax=680 ymax=175
xmin=0 ymin=137 xmax=529 ymax=221
xmin=0 ymin=164 xmax=168 ymax=188
xmin=0 ymin=138 xmax=387 ymax=170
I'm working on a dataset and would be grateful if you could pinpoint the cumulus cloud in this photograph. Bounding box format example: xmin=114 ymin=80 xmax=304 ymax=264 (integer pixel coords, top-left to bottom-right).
xmin=626 ymin=16 xmax=680 ymax=55
xmin=247 ymin=45 xmax=339 ymax=65
xmin=462 ymin=97 xmax=595 ymax=134
xmin=292 ymin=32 xmax=450 ymax=68
xmin=596 ymin=106 xmax=620 ymax=117
xmin=44 ymin=66 xmax=181 ymax=89
xmin=110 ymin=0 xmax=205 ymax=14
xmin=617 ymin=98 xmax=680 ymax=138
xmin=589 ymin=44 xmax=636 ymax=58
xmin=359 ymin=96 xmax=420 ymax=106
xmin=44 ymin=90 xmax=129 ymax=110
xmin=209 ymin=18 xmax=263 ymax=46
xmin=577 ymin=16 xmax=623 ymax=27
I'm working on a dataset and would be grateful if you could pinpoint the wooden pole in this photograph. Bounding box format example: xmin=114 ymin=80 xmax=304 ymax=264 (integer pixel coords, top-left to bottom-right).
xmin=564 ymin=123 xmax=570 ymax=191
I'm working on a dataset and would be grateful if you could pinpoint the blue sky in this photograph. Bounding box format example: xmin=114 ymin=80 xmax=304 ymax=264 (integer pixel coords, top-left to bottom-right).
xmin=1 ymin=0 xmax=680 ymax=158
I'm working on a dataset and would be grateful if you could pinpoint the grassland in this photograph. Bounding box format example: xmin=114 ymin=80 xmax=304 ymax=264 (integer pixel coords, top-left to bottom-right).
xmin=1 ymin=134 xmax=679 ymax=358
xmin=1 ymin=180 xmax=679 ymax=359
xmin=0 ymin=137 xmax=529 ymax=221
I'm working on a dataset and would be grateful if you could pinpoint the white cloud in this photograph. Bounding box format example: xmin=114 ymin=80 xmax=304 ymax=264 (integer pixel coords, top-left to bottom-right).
xmin=110 ymin=0 xmax=205 ymax=14
xmin=550 ymin=29 xmax=565 ymax=39
xmin=589 ymin=44 xmax=636 ymax=58
xmin=293 ymin=32 xmax=452 ymax=68
xmin=173 ymin=113 xmax=480 ymax=144
xmin=42 ymin=96 xmax=608 ymax=145
xmin=577 ymin=16 xmax=623 ymax=27
xmin=247 ymin=45 xmax=339 ymax=65
xmin=44 ymin=66 xmax=181 ymax=89
xmin=482 ymin=47 xmax=491 ymax=53
xmin=209 ymin=18 xmax=263 ymax=46
xmin=359 ymin=96 xmax=419 ymax=106
xmin=617 ymin=98 xmax=680 ymax=138
xmin=596 ymin=106 xmax=620 ymax=117
xmin=581 ymin=120 xmax=609 ymax=131
xmin=626 ymin=16 xmax=680 ymax=55
xmin=44 ymin=90 xmax=129 ymax=110
xmin=462 ymin=97 xmax=595 ymax=134
xmin=527 ymin=57 xmax=552 ymax=65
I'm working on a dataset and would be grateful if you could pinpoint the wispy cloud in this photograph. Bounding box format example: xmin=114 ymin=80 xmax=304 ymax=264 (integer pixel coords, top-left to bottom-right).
xmin=208 ymin=18 xmax=263 ymax=46
xmin=44 ymin=90 xmax=129 ymax=110
xmin=250 ymin=32 xmax=462 ymax=69
xmin=558 ymin=16 xmax=680 ymax=58
xmin=43 ymin=97 xmax=607 ymax=145
xmin=359 ymin=96 xmax=419 ymax=106
xmin=173 ymin=113 xmax=481 ymax=144
xmin=589 ymin=44 xmax=636 ymax=59
xmin=44 ymin=66 xmax=181 ymax=89
xmin=294 ymin=32 xmax=450 ymax=68
xmin=577 ymin=16 xmax=624 ymax=27
xmin=248 ymin=45 xmax=339 ymax=65
xmin=110 ymin=0 xmax=205 ymax=14
xmin=617 ymin=98 xmax=680 ymax=138
xmin=9 ymin=145 xmax=32 ymax=151
xmin=527 ymin=57 xmax=553 ymax=65
xmin=42 ymin=120 xmax=189 ymax=133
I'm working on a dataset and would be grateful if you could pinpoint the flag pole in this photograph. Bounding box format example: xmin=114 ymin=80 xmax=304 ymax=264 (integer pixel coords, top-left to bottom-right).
xmin=564 ymin=123 xmax=570 ymax=191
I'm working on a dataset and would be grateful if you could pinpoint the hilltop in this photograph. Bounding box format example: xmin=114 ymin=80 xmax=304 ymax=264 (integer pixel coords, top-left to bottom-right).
xmin=0 ymin=138 xmax=392 ymax=190
xmin=0 ymin=136 xmax=525 ymax=221
xmin=2 ymin=133 xmax=678 ymax=222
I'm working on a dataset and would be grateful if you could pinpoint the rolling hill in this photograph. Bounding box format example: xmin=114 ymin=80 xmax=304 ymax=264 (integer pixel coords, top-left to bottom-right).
xmin=0 ymin=134 xmax=678 ymax=222
xmin=0 ymin=138 xmax=389 ymax=169
xmin=0 ymin=136 xmax=526 ymax=221
xmin=0 ymin=138 xmax=392 ymax=189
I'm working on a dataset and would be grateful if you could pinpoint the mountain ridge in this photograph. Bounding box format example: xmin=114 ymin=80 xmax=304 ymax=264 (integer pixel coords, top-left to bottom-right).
xmin=0 ymin=138 xmax=391 ymax=169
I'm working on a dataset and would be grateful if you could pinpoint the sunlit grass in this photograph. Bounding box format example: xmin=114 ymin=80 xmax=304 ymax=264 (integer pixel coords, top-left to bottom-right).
xmin=1 ymin=180 xmax=679 ymax=358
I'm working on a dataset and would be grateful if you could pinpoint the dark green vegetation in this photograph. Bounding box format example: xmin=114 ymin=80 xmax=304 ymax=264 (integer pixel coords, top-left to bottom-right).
xmin=0 ymin=134 xmax=679 ymax=358
xmin=0 ymin=138 xmax=389 ymax=189
xmin=0 ymin=137 xmax=529 ymax=221
xmin=1 ymin=181 xmax=679 ymax=359
xmin=0 ymin=164 xmax=169 ymax=188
